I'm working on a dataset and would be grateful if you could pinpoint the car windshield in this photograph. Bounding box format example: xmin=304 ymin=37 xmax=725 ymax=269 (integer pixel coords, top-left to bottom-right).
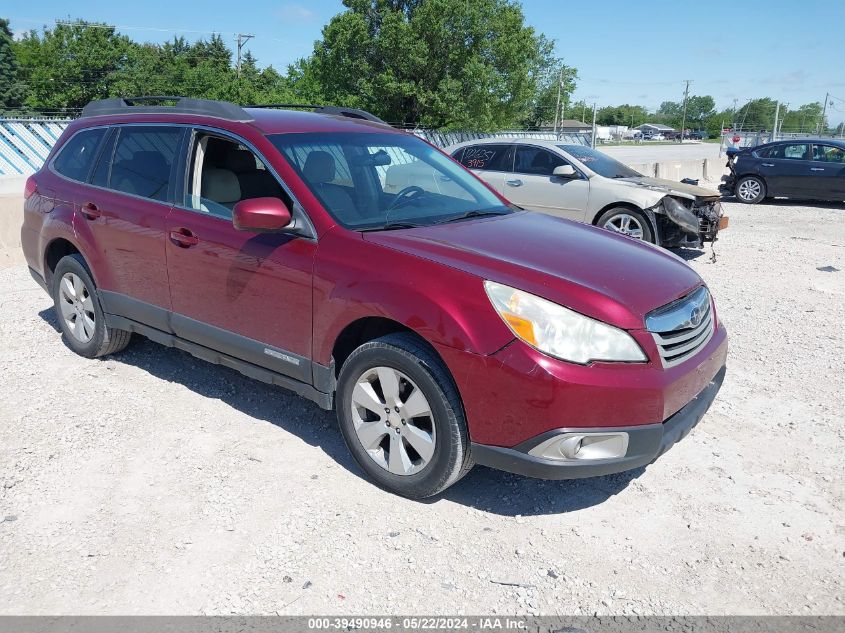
xmin=269 ymin=132 xmax=511 ymax=230
xmin=558 ymin=145 xmax=642 ymax=179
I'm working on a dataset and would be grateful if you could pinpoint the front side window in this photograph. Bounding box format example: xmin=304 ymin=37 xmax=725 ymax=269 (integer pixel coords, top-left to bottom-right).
xmin=514 ymin=146 xmax=567 ymax=176
xmin=184 ymin=133 xmax=290 ymax=220
xmin=110 ymin=127 xmax=182 ymax=202
xmin=270 ymin=132 xmax=510 ymax=230
xmin=52 ymin=128 xmax=106 ymax=182
xmin=812 ymin=144 xmax=845 ymax=163
xmin=559 ymin=145 xmax=642 ymax=179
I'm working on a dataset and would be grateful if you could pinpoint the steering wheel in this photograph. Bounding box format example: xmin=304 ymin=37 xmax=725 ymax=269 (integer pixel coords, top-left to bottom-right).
xmin=386 ymin=186 xmax=426 ymax=212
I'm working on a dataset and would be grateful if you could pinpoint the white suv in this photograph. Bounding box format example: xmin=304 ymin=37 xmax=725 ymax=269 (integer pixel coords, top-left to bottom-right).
xmin=444 ymin=139 xmax=726 ymax=249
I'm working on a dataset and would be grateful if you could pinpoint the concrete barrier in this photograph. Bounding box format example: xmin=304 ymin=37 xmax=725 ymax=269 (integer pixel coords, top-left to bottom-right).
xmin=0 ymin=195 xmax=25 ymax=269
xmin=627 ymin=158 xmax=727 ymax=183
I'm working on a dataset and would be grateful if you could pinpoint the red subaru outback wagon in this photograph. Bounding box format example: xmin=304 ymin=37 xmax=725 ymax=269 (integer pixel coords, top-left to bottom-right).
xmin=21 ymin=97 xmax=727 ymax=498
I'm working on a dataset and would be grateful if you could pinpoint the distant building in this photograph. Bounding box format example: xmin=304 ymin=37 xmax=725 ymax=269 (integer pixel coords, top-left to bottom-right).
xmin=557 ymin=119 xmax=592 ymax=134
xmin=540 ymin=119 xmax=592 ymax=134
xmin=636 ymin=123 xmax=675 ymax=134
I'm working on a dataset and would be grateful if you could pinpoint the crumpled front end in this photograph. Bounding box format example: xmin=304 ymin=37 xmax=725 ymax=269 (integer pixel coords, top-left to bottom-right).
xmin=650 ymin=195 xmax=727 ymax=249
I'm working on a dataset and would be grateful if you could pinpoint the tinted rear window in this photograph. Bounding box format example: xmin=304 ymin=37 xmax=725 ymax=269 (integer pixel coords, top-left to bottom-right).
xmin=52 ymin=128 xmax=106 ymax=182
xmin=109 ymin=127 xmax=182 ymax=201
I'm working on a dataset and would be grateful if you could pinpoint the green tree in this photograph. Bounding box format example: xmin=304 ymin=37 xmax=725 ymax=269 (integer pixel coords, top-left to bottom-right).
xmin=14 ymin=20 xmax=133 ymax=112
xmin=684 ymin=95 xmax=715 ymax=127
xmin=297 ymin=0 xmax=558 ymax=130
xmin=733 ymin=98 xmax=777 ymax=131
xmin=522 ymin=62 xmax=577 ymax=128
xmin=781 ymin=102 xmax=825 ymax=133
xmin=596 ymin=104 xmax=649 ymax=127
xmin=0 ymin=18 xmax=27 ymax=112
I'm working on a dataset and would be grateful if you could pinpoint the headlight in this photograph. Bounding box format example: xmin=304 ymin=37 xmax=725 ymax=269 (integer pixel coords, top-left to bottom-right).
xmin=484 ymin=281 xmax=647 ymax=364
xmin=661 ymin=196 xmax=699 ymax=233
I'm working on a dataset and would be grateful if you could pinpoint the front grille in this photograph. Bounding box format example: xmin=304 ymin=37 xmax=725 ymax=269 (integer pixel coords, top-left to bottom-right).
xmin=646 ymin=287 xmax=714 ymax=368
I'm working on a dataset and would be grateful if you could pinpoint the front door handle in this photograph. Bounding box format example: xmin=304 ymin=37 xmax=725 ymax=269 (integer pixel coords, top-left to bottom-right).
xmin=761 ymin=163 xmax=775 ymax=167
xmin=506 ymin=179 xmax=523 ymax=187
xmin=80 ymin=202 xmax=101 ymax=220
xmin=169 ymin=228 xmax=199 ymax=248
xmin=810 ymin=167 xmax=825 ymax=171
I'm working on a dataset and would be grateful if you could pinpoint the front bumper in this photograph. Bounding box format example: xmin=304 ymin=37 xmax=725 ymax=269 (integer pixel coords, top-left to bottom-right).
xmin=471 ymin=365 xmax=725 ymax=479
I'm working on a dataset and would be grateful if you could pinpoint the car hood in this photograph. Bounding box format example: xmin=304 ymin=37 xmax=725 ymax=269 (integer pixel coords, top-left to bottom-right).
xmin=616 ymin=176 xmax=720 ymax=201
xmin=363 ymin=212 xmax=704 ymax=330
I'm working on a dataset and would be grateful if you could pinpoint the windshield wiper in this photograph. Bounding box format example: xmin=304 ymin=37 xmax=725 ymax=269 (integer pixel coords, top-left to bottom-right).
xmin=435 ymin=209 xmax=510 ymax=224
xmin=359 ymin=221 xmax=424 ymax=232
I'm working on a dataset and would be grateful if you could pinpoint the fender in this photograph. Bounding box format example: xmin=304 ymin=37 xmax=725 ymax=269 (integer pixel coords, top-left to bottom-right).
xmin=312 ymin=229 xmax=514 ymax=367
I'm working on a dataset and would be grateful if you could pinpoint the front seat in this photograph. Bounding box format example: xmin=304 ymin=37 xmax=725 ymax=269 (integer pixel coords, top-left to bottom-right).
xmin=226 ymin=149 xmax=282 ymax=200
xmin=201 ymin=168 xmax=241 ymax=210
xmin=301 ymin=151 xmax=357 ymax=221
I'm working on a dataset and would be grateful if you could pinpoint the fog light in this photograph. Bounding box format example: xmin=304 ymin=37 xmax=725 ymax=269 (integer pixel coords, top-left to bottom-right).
xmin=528 ymin=432 xmax=629 ymax=462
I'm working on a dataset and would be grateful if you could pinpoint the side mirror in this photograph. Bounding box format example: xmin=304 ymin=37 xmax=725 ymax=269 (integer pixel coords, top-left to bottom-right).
xmin=232 ymin=197 xmax=292 ymax=232
xmin=553 ymin=164 xmax=577 ymax=178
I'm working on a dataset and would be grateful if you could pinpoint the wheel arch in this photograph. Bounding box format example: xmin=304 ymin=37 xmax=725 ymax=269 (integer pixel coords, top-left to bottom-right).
xmin=43 ymin=237 xmax=85 ymax=288
xmin=591 ymin=201 xmax=657 ymax=239
xmin=591 ymin=201 xmax=650 ymax=226
xmin=330 ymin=316 xmax=442 ymax=378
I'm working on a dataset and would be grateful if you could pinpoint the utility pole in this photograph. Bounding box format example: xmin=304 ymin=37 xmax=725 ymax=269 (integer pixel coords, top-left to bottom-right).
xmin=553 ymin=68 xmax=563 ymax=137
xmin=732 ymin=98 xmax=738 ymax=130
xmin=591 ymin=102 xmax=597 ymax=148
xmin=236 ymin=33 xmax=255 ymax=78
xmin=818 ymin=93 xmax=830 ymax=135
xmin=679 ymin=80 xmax=691 ymax=144
xmin=772 ymin=101 xmax=780 ymax=142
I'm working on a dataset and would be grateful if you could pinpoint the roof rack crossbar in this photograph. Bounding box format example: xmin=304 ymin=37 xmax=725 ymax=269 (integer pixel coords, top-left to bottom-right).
xmin=81 ymin=96 xmax=253 ymax=122
xmin=246 ymin=103 xmax=387 ymax=125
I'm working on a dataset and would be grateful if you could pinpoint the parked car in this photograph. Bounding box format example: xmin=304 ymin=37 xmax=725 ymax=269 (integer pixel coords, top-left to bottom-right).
xmin=21 ymin=97 xmax=728 ymax=498
xmin=648 ymin=134 xmax=666 ymax=141
xmin=720 ymin=139 xmax=845 ymax=203
xmin=445 ymin=139 xmax=727 ymax=249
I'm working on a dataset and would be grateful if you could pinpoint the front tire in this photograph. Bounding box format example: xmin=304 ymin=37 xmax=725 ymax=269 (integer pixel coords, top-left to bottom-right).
xmin=597 ymin=207 xmax=654 ymax=243
xmin=51 ymin=254 xmax=132 ymax=358
xmin=735 ymin=175 xmax=766 ymax=204
xmin=336 ymin=333 xmax=472 ymax=498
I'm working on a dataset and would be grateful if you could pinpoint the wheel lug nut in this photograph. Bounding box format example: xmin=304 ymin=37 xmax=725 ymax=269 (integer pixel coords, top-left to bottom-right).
xmin=395 ymin=428 xmax=400 ymax=434
xmin=384 ymin=408 xmax=390 ymax=413
xmin=401 ymin=419 xmax=406 ymax=425
xmin=394 ymin=406 xmax=400 ymax=413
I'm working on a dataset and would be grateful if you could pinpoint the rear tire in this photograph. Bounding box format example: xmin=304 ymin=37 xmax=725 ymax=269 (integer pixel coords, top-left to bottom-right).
xmin=597 ymin=207 xmax=654 ymax=243
xmin=735 ymin=175 xmax=766 ymax=204
xmin=51 ymin=254 xmax=132 ymax=358
xmin=336 ymin=332 xmax=472 ymax=498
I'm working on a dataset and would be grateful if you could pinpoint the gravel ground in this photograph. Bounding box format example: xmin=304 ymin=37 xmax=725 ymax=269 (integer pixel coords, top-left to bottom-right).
xmin=0 ymin=199 xmax=843 ymax=616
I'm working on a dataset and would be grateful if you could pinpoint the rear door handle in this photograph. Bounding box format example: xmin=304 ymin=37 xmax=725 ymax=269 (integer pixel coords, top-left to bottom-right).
xmin=761 ymin=163 xmax=775 ymax=167
xmin=80 ymin=202 xmax=101 ymax=220
xmin=810 ymin=167 xmax=825 ymax=171
xmin=169 ymin=228 xmax=199 ymax=248
xmin=506 ymin=179 xmax=523 ymax=187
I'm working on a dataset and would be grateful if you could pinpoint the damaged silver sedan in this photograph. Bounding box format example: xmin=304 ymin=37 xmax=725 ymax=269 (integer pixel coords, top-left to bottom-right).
xmin=442 ymin=139 xmax=729 ymax=249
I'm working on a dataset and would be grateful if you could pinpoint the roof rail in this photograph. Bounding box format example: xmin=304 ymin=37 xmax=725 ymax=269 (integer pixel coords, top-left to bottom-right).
xmin=81 ymin=96 xmax=253 ymax=122
xmin=246 ymin=103 xmax=388 ymax=125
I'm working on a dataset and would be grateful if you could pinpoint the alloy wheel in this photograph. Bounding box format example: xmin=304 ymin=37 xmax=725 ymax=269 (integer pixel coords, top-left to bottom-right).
xmin=603 ymin=213 xmax=644 ymax=239
xmin=738 ymin=179 xmax=762 ymax=201
xmin=58 ymin=272 xmax=96 ymax=343
xmin=350 ymin=366 xmax=436 ymax=476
